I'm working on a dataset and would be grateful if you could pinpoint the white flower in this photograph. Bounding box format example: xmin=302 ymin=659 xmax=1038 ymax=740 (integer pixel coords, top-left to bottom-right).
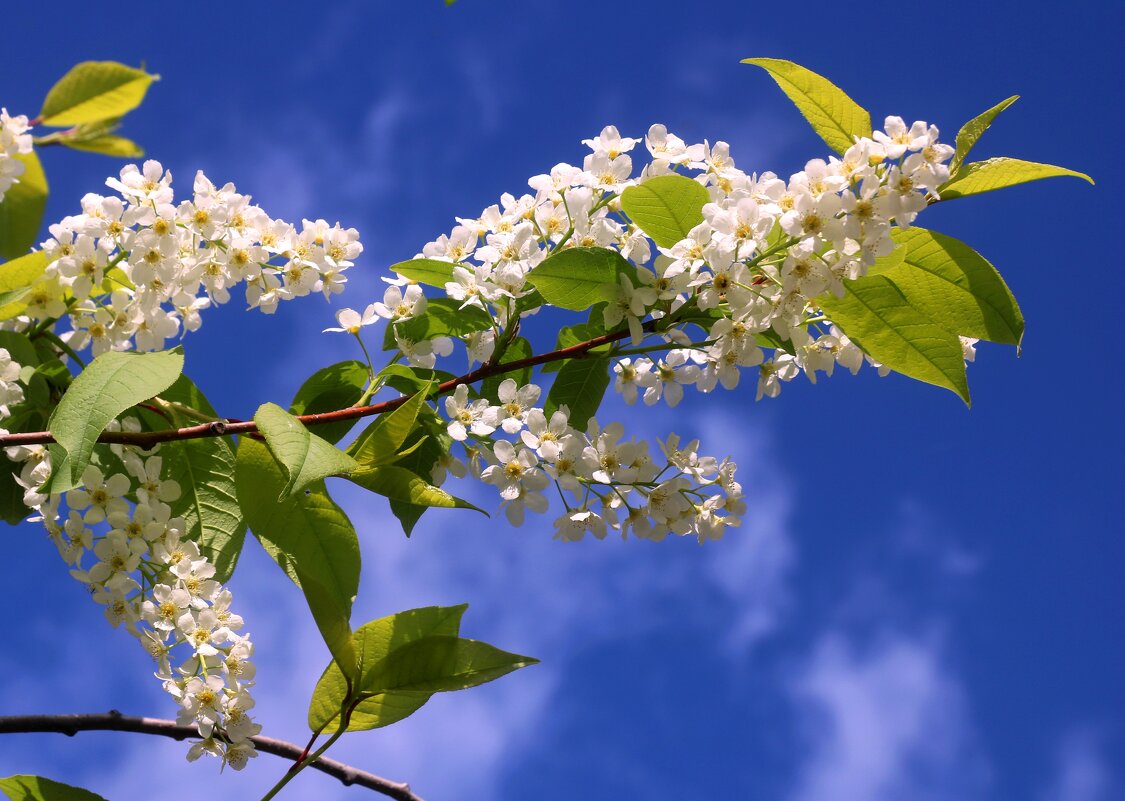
xmin=323 ymin=304 xmax=378 ymax=334
xmin=444 ymin=384 xmax=495 ymax=441
xmin=491 ymin=379 xmax=541 ymax=434
xmin=374 ymin=284 xmax=427 ymax=321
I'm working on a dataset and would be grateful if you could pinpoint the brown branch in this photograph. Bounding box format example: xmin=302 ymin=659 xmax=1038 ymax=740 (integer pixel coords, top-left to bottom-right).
xmin=0 ymin=711 xmax=426 ymax=801
xmin=0 ymin=326 xmax=634 ymax=448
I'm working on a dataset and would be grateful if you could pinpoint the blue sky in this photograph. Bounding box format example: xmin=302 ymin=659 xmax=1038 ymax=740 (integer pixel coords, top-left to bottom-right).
xmin=1 ymin=1 xmax=1122 ymax=799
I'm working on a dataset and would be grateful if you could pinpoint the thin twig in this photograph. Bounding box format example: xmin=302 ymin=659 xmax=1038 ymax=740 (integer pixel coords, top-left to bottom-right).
xmin=0 ymin=711 xmax=426 ymax=801
xmin=0 ymin=325 xmax=640 ymax=448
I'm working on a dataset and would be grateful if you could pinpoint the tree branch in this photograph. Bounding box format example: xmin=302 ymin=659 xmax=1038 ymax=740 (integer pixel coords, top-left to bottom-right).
xmin=0 ymin=325 xmax=635 ymax=448
xmin=0 ymin=711 xmax=426 ymax=801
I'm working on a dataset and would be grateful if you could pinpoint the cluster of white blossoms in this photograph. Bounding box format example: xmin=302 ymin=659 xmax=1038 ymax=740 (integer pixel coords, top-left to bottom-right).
xmin=3 ymin=424 xmax=260 ymax=769
xmin=382 ymin=116 xmax=961 ymax=404
xmin=0 ymin=109 xmax=33 ymax=203
xmin=439 ymin=380 xmax=744 ymax=542
xmin=18 ymin=160 xmax=362 ymax=354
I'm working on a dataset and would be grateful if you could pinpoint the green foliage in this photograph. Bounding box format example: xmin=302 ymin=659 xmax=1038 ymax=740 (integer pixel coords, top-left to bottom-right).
xmin=950 ymin=95 xmax=1019 ymax=174
xmin=742 ymin=57 xmax=871 ymax=155
xmin=544 ymin=357 xmax=610 ymax=431
xmin=349 ymin=383 xmax=435 ymax=467
xmin=45 ymin=348 xmax=184 ymax=493
xmin=346 ymin=464 xmax=484 ymax=514
xmin=39 ymin=61 xmax=158 ymax=127
xmin=385 ymin=408 xmax=453 ymax=536
xmin=235 ymin=437 xmax=362 ymax=672
xmin=619 ymin=174 xmax=709 ymax=248
xmin=480 ymin=336 xmax=532 ymax=400
xmin=388 ymin=258 xmax=455 ymax=287
xmin=939 ymin=157 xmax=1093 ymax=199
xmin=541 ymin=322 xmax=609 ymax=374
xmin=526 ymin=247 xmax=626 ymax=311
xmin=0 ymin=151 xmax=48 ymax=260
xmin=0 ymin=251 xmax=51 ymax=319
xmin=870 ymin=229 xmax=1024 ymax=345
xmin=254 ymin=403 xmax=358 ymax=499
xmin=63 ymin=134 xmax=144 ymax=158
xmin=288 ymin=360 xmax=370 ymax=445
xmin=360 ymin=634 xmax=538 ymax=694
xmin=818 ymin=275 xmax=970 ymax=405
xmin=160 ymin=375 xmax=246 ymax=582
xmin=308 ymin=604 xmax=467 ymax=732
xmin=0 ymin=775 xmax=109 ymax=801
xmin=383 ymin=298 xmax=493 ymax=350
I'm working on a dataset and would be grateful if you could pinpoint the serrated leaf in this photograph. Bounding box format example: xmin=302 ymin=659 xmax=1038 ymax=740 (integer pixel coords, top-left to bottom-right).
xmin=0 ymin=151 xmax=48 ymax=260
xmin=347 ymin=464 xmax=484 ymax=514
xmin=388 ymin=258 xmax=456 ymax=288
xmin=362 ymin=635 xmax=538 ymax=695
xmin=0 ymin=775 xmax=110 ymax=801
xmin=348 ymin=382 xmax=435 ymax=467
xmin=40 ymin=61 xmax=158 ymax=126
xmin=544 ymin=357 xmax=609 ymax=432
xmin=63 ymin=134 xmax=144 ymax=158
xmin=620 ymin=174 xmax=710 ymax=248
xmin=526 ymin=247 xmax=625 ymax=311
xmin=308 ymin=604 xmax=466 ymax=732
xmin=950 ymin=95 xmax=1019 ymax=174
xmin=235 ymin=438 xmax=361 ymax=668
xmin=742 ymin=58 xmax=871 ymax=155
xmin=870 ymin=228 xmax=1023 ymax=345
xmin=45 ymin=348 xmax=184 ymax=493
xmin=288 ymin=360 xmax=369 ymax=445
xmin=383 ymin=298 xmax=493 ymax=351
xmin=160 ymin=375 xmax=246 ymax=582
xmin=255 ymin=403 xmax=358 ymax=498
xmin=939 ymin=157 xmax=1093 ymax=200
xmin=818 ymin=275 xmax=970 ymax=404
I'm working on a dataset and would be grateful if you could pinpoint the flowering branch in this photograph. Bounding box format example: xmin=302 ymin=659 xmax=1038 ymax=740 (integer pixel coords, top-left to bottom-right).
xmin=0 ymin=711 xmax=426 ymax=801
xmin=0 ymin=325 xmax=637 ymax=448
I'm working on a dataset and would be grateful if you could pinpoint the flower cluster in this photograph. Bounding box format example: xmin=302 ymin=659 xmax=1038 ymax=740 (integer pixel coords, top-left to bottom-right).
xmin=0 ymin=108 xmax=33 ymax=203
xmin=25 ymin=160 xmax=361 ymax=354
xmin=440 ymin=380 xmax=744 ymax=542
xmin=5 ymin=430 xmax=260 ymax=770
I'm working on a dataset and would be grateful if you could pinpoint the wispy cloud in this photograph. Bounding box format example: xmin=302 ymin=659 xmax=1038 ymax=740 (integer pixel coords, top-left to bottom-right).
xmin=1040 ymin=727 xmax=1117 ymax=801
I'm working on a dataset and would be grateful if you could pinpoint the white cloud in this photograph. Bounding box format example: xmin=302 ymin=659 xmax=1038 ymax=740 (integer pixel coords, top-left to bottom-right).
xmin=787 ymin=630 xmax=991 ymax=801
xmin=1040 ymin=728 xmax=1116 ymax=801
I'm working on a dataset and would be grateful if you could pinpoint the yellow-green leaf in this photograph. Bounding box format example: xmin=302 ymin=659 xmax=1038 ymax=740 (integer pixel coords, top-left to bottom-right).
xmin=939 ymin=157 xmax=1093 ymax=200
xmin=0 ymin=251 xmax=51 ymax=319
xmin=254 ymin=402 xmax=358 ymax=498
xmin=0 ymin=151 xmax=48 ymax=260
xmin=0 ymin=774 xmax=110 ymax=801
xmin=950 ymin=95 xmax=1019 ymax=174
xmin=742 ymin=58 xmax=871 ymax=155
xmin=63 ymin=134 xmax=144 ymax=158
xmin=620 ymin=174 xmax=709 ymax=248
xmin=40 ymin=61 xmax=158 ymax=127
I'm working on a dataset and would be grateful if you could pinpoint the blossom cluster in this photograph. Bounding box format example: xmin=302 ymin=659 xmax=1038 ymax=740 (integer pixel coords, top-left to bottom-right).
xmin=438 ymin=380 xmax=744 ymax=542
xmin=379 ymin=116 xmax=960 ymax=403
xmin=4 ymin=426 xmax=260 ymax=770
xmin=0 ymin=108 xmax=33 ymax=203
xmin=23 ymin=160 xmax=362 ymax=354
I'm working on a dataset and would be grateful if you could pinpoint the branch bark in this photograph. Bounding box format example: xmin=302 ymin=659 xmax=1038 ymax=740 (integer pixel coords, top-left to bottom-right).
xmin=0 ymin=711 xmax=426 ymax=801
xmin=0 ymin=326 xmax=634 ymax=448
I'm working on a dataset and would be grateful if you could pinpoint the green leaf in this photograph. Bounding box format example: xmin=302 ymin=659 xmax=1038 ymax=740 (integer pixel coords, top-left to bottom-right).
xmin=480 ymin=336 xmax=532 ymax=401
xmin=39 ymin=61 xmax=158 ymax=126
xmin=619 ymin=174 xmax=710 ymax=248
xmin=526 ymin=247 xmax=625 ymax=311
xmin=347 ymin=464 xmax=484 ymax=513
xmin=348 ymin=382 xmax=435 ymax=467
xmin=0 ymin=251 xmax=51 ymax=319
xmin=362 ymin=634 xmax=538 ymax=694
xmin=385 ymin=410 xmax=452 ymax=536
xmin=541 ymin=322 xmax=609 ymax=374
xmin=388 ymin=258 xmax=456 ymax=288
xmin=288 ymin=360 xmax=370 ymax=445
xmin=742 ymin=57 xmax=871 ymax=155
xmin=0 ymin=775 xmax=110 ymax=801
xmin=377 ymin=363 xmax=459 ymax=396
xmin=45 ymin=347 xmax=184 ymax=493
xmin=544 ymin=357 xmax=610 ymax=432
xmin=0 ymin=151 xmax=49 ymax=260
xmin=308 ymin=604 xmax=466 ymax=732
xmin=870 ymin=228 xmax=1023 ymax=345
xmin=939 ymin=157 xmax=1093 ymax=200
xmin=296 ymin=568 xmax=358 ymax=685
xmin=160 ymin=375 xmax=246 ymax=582
xmin=63 ymin=134 xmax=144 ymax=158
xmin=235 ymin=438 xmax=361 ymax=664
xmin=384 ymin=298 xmax=493 ymax=351
xmin=818 ymin=275 xmax=970 ymax=405
xmin=950 ymin=95 xmax=1019 ymax=174
xmin=255 ymin=403 xmax=358 ymax=498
